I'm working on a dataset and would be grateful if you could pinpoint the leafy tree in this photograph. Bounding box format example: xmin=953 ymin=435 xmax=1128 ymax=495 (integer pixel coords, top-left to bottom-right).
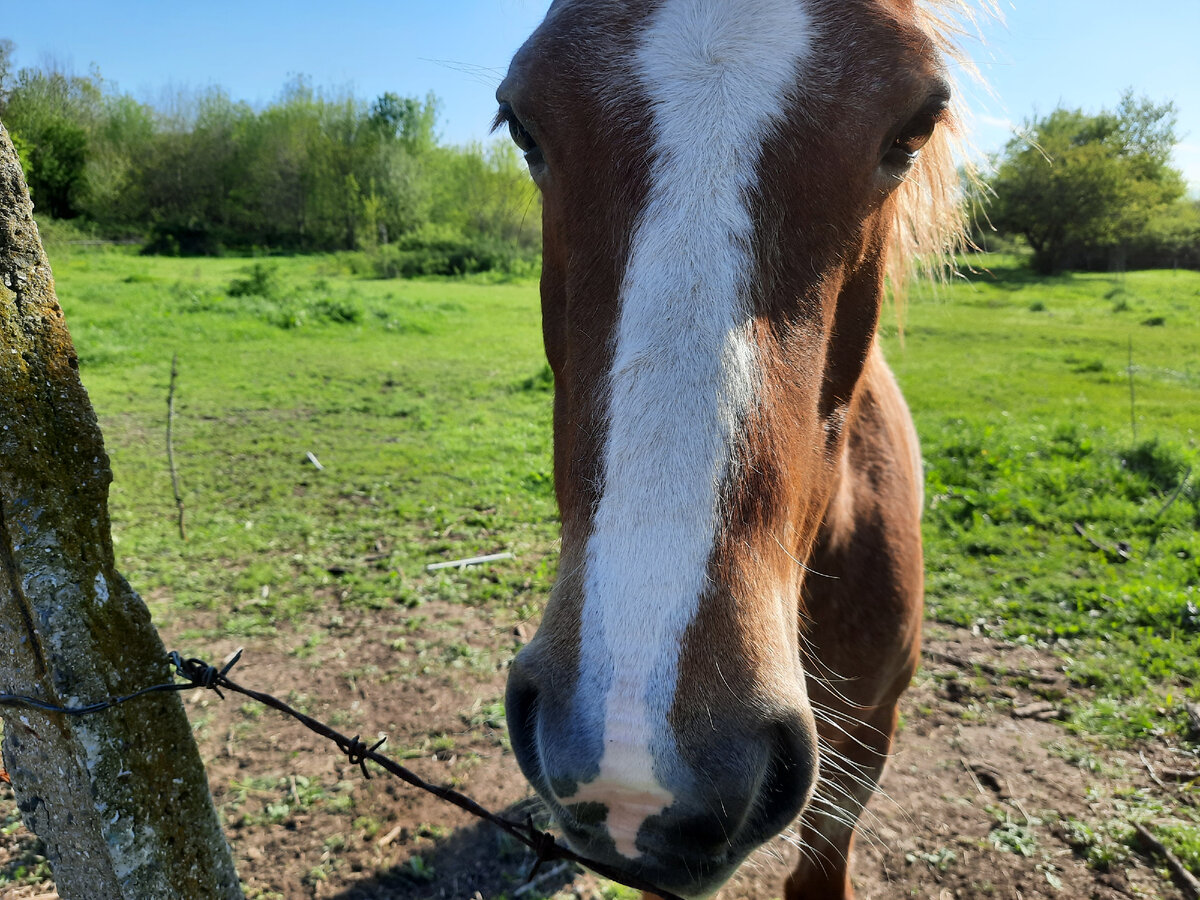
xmin=136 ymin=88 xmax=249 ymax=253
xmin=22 ymin=115 xmax=89 ymax=218
xmin=369 ymin=91 xmax=438 ymax=154
xmin=989 ymin=92 xmax=1186 ymax=273
xmin=1130 ymin=198 xmax=1200 ymax=269
xmin=8 ymin=130 xmax=32 ymax=183
xmin=0 ymin=38 xmax=14 ymax=108
xmin=0 ymin=53 xmax=540 ymax=263
xmin=78 ymin=93 xmax=156 ymax=226
xmin=1 ymin=64 xmax=105 ymax=218
xmin=426 ymin=141 xmax=540 ymax=249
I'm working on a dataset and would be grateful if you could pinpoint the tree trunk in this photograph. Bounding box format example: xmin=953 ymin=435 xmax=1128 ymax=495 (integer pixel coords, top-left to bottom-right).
xmin=0 ymin=121 xmax=242 ymax=898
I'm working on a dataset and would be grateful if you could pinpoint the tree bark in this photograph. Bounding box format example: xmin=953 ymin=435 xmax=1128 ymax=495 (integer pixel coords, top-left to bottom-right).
xmin=0 ymin=121 xmax=242 ymax=898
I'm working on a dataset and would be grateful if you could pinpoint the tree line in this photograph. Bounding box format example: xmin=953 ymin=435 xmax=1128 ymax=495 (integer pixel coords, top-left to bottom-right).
xmin=1 ymin=38 xmax=1196 ymax=275
xmin=0 ymin=40 xmax=540 ymax=273
xmin=980 ymin=91 xmax=1199 ymax=273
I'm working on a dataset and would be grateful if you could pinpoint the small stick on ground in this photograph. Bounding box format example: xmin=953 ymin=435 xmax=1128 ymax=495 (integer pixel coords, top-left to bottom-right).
xmin=961 ymin=758 xmax=988 ymax=796
xmin=962 ymin=759 xmax=1006 ymax=797
xmin=1139 ymin=750 xmax=1168 ymax=792
xmin=927 ymin=649 xmax=1060 ymax=684
xmin=426 ymin=552 xmax=515 ymax=571
xmin=167 ymin=352 xmax=186 ymax=541
xmin=1012 ymin=796 xmax=1034 ymax=828
xmin=376 ymin=823 xmax=405 ymax=848
xmin=1154 ymin=466 xmax=1193 ymax=522
xmin=1133 ymin=823 xmax=1200 ymax=900
xmin=1072 ymin=521 xmax=1131 ymax=562
xmin=1128 ymin=336 xmax=1137 ymax=444
xmin=512 ymin=862 xmax=575 ymax=897
xmin=1012 ymin=701 xmax=1061 ymax=720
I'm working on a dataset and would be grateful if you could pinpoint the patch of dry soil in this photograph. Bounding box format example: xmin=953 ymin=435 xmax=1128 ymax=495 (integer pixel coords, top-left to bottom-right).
xmin=2 ymin=611 xmax=1197 ymax=900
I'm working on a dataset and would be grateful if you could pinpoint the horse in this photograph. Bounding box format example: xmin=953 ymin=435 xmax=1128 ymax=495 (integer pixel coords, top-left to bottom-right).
xmin=497 ymin=1 xmax=981 ymax=897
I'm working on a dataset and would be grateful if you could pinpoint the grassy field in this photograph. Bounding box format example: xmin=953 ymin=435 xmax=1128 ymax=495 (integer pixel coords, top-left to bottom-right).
xmin=3 ymin=243 xmax=1199 ymax=896
xmin=63 ymin=248 xmax=1200 ymax=720
xmin=55 ymin=249 xmax=562 ymax=627
xmin=887 ymin=259 xmax=1200 ymax=732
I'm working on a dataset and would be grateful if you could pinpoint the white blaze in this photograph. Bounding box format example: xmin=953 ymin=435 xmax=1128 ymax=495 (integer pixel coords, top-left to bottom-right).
xmin=574 ymin=0 xmax=815 ymax=858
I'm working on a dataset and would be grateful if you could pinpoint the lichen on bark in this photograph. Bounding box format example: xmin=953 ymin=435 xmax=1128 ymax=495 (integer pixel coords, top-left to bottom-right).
xmin=0 ymin=120 xmax=243 ymax=899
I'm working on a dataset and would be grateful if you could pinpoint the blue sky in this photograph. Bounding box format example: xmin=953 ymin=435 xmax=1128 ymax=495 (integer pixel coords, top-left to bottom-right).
xmin=5 ymin=1 xmax=1200 ymax=188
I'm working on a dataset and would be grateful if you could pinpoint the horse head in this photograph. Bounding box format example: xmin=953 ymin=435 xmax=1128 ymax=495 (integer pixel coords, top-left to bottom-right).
xmin=499 ymin=1 xmax=975 ymax=895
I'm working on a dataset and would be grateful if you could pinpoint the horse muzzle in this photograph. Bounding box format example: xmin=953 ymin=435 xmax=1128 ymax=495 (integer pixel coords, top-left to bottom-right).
xmin=506 ymin=642 xmax=819 ymax=898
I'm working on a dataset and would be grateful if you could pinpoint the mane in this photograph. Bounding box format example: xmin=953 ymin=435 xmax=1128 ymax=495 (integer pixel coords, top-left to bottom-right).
xmin=887 ymin=0 xmax=999 ymax=298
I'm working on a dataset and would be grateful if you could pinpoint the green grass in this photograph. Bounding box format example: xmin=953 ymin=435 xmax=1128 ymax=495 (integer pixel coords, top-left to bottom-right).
xmin=886 ymin=256 xmax=1200 ymax=741
xmin=49 ymin=246 xmax=1200 ymax=736
xmin=51 ymin=247 xmax=559 ymax=634
xmin=23 ymin=244 xmax=1198 ymax=895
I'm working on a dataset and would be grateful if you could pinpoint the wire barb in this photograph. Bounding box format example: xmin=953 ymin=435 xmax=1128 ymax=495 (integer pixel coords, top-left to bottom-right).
xmin=521 ymin=813 xmax=565 ymax=883
xmin=340 ymin=735 xmax=387 ymax=779
xmin=170 ymin=647 xmax=244 ymax=699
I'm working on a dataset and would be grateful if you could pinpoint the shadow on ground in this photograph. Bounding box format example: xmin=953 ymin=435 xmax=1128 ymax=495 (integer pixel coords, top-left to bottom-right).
xmin=328 ymin=801 xmax=582 ymax=900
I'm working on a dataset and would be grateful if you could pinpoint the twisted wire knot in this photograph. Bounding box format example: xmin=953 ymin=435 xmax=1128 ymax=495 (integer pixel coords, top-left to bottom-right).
xmin=340 ymin=734 xmax=387 ymax=779
xmin=170 ymin=648 xmax=243 ymax=700
xmin=521 ymin=814 xmax=566 ymax=882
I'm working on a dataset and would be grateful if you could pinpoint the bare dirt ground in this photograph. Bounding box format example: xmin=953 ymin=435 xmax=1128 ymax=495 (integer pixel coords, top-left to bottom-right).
xmin=3 ymin=606 xmax=1198 ymax=900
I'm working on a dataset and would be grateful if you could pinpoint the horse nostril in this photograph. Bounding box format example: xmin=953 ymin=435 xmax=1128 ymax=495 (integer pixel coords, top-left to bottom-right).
xmin=663 ymin=809 xmax=744 ymax=857
xmin=504 ymin=656 xmax=544 ymax=787
xmin=506 ymin=650 xmax=606 ymax=804
xmin=752 ymin=715 xmax=819 ymax=837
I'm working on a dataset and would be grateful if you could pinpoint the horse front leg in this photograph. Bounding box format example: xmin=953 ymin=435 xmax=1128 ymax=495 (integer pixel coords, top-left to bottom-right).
xmin=783 ymin=702 xmax=900 ymax=900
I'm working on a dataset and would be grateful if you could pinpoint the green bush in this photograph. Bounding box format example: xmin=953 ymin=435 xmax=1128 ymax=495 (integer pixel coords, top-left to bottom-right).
xmin=310 ymin=295 xmax=363 ymax=324
xmin=4 ymin=60 xmax=543 ymax=257
xmin=227 ymin=262 xmax=280 ymax=298
xmin=142 ymin=222 xmax=228 ymax=257
xmin=1125 ymin=200 xmax=1200 ymax=269
xmin=348 ymin=225 xmax=539 ymax=278
xmin=1120 ymin=437 xmax=1190 ymax=493
xmin=31 ymin=214 xmax=102 ymax=246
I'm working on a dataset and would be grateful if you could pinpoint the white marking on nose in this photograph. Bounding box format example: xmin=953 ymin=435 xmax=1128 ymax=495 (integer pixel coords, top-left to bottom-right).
xmin=569 ymin=675 xmax=674 ymax=856
xmin=572 ymin=0 xmax=815 ymax=857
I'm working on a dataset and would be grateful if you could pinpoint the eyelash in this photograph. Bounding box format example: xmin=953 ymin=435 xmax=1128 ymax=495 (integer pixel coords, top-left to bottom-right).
xmin=494 ymin=103 xmax=541 ymax=160
xmin=884 ymin=99 xmax=949 ymax=168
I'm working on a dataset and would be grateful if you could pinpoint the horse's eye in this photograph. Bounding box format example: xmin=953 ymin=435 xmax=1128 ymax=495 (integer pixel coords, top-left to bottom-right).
xmin=508 ymin=116 xmax=537 ymax=153
xmin=884 ymin=97 xmax=950 ymax=169
xmin=496 ymin=102 xmax=544 ymax=169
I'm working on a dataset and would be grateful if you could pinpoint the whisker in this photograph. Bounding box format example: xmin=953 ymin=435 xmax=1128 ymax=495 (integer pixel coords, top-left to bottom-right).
xmin=805 ymin=786 xmax=891 ymax=857
xmin=808 ymin=789 xmax=888 ymax=845
xmin=796 ymin=633 xmax=863 ymax=687
xmin=810 ymin=701 xmax=890 ymax=734
xmin=778 ymin=829 xmax=838 ymax=878
xmin=772 ymin=532 xmax=839 ymax=580
xmin=418 ymin=57 xmax=509 ymax=88
xmin=815 ymin=761 xmax=898 ymax=814
xmin=812 ymin=709 xmax=894 ymax=755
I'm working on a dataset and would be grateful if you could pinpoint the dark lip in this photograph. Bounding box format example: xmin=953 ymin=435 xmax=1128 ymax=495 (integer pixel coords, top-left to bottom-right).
xmin=555 ymin=820 xmax=736 ymax=899
xmin=515 ymin=765 xmax=763 ymax=899
xmin=509 ymin=725 xmax=739 ymax=896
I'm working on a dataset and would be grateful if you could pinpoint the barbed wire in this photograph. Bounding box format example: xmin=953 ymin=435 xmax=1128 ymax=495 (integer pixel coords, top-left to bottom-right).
xmin=0 ymin=649 xmax=685 ymax=900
